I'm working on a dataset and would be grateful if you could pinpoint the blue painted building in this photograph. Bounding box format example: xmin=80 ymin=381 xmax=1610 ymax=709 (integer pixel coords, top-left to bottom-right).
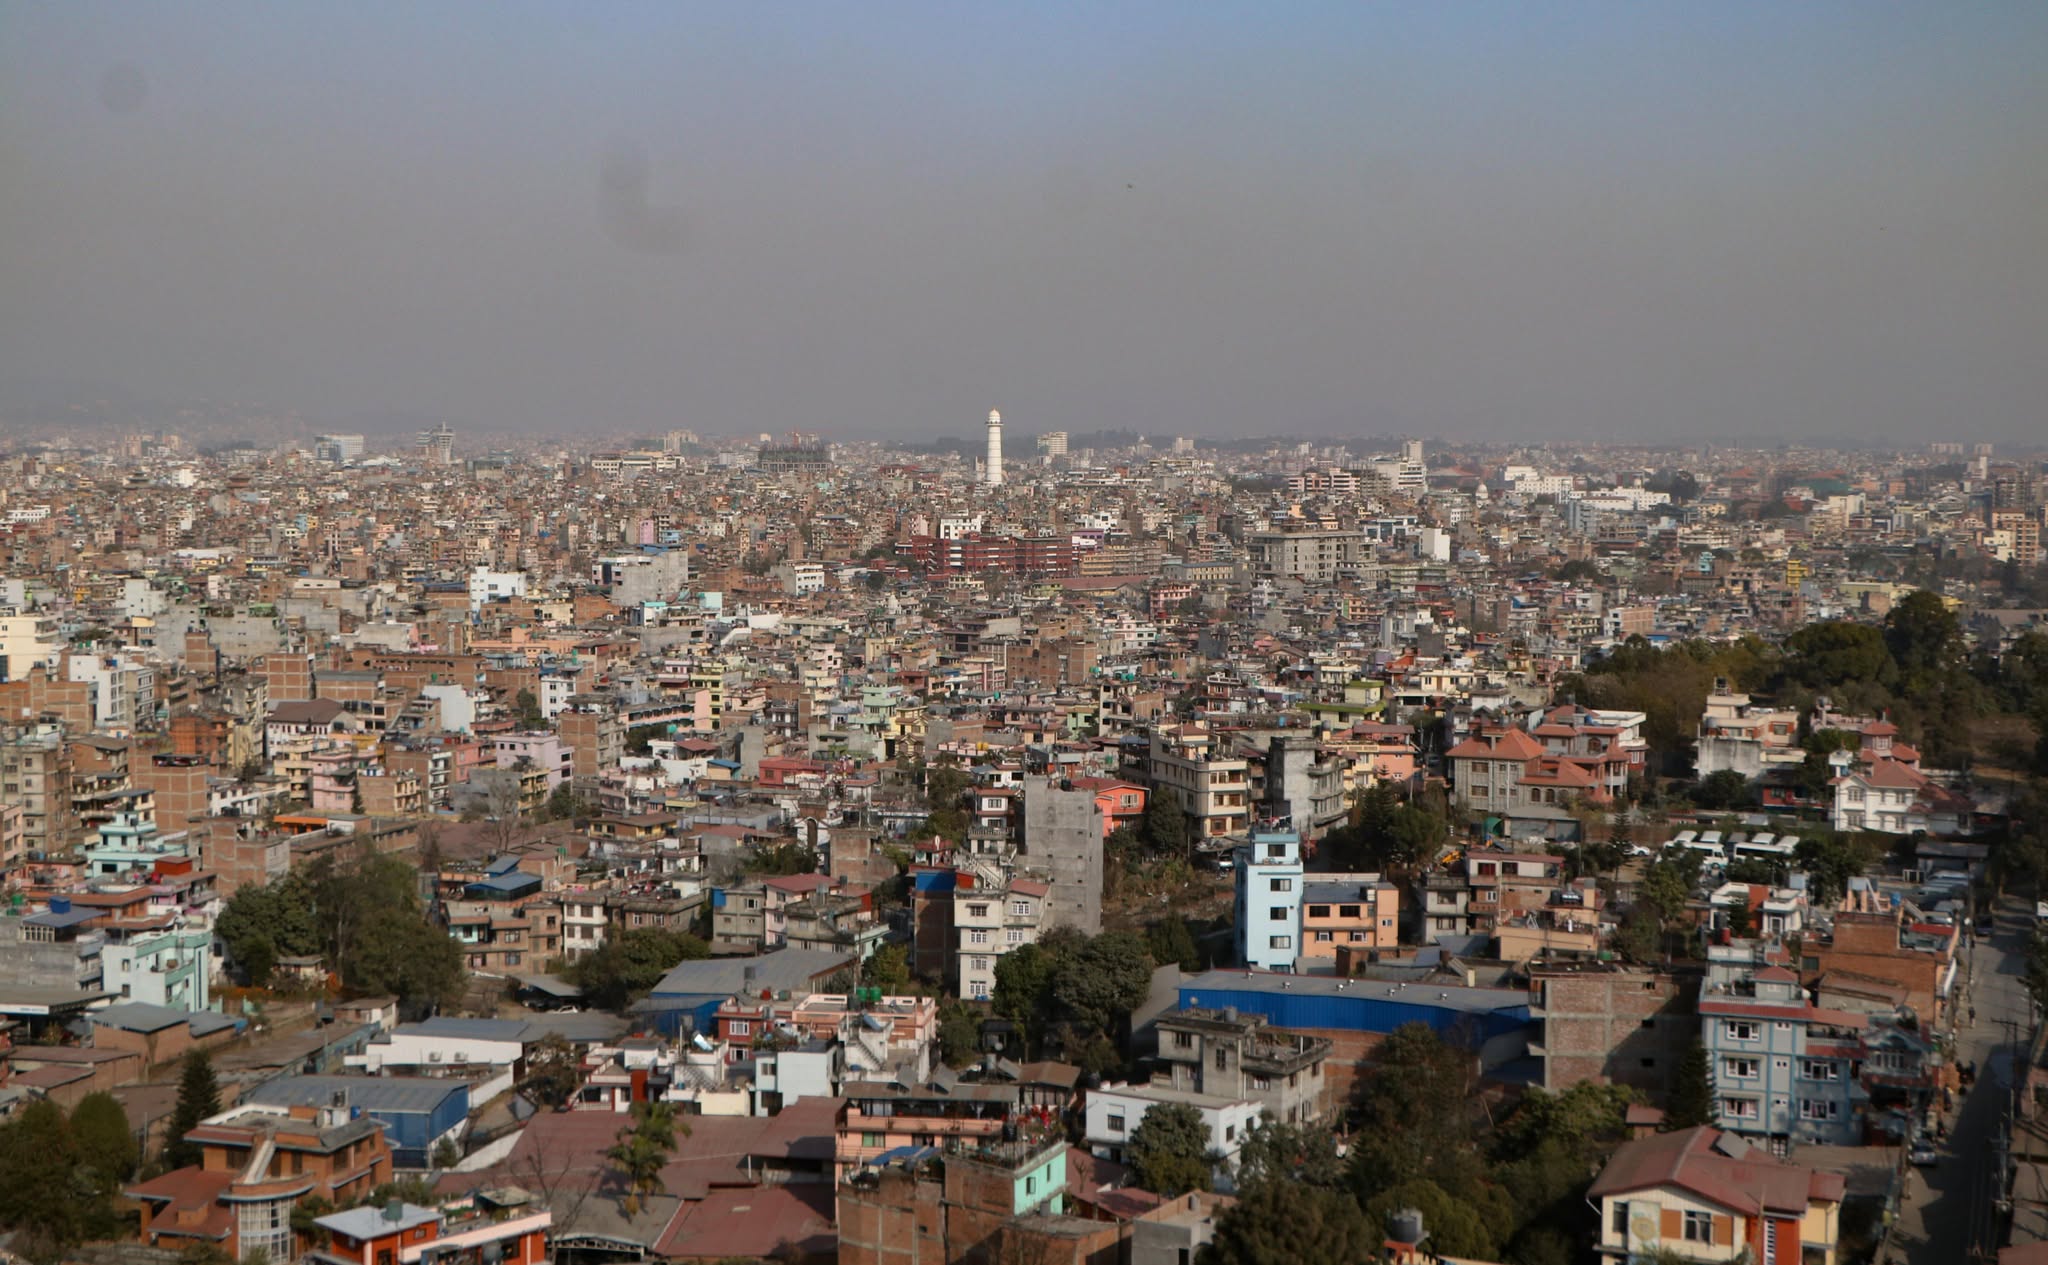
xmin=1233 ymin=829 xmax=1303 ymax=971
xmin=243 ymin=1075 xmax=470 ymax=1168
xmin=1700 ymin=942 xmax=1864 ymax=1147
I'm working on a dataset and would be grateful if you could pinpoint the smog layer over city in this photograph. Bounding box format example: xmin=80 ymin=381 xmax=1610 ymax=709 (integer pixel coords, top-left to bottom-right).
xmin=1 ymin=8 xmax=2046 ymax=1265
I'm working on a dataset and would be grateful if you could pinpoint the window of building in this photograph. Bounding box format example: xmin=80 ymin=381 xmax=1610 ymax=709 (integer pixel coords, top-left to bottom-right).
xmin=1174 ymin=1032 xmax=1194 ymax=1049
xmin=863 ymin=1132 xmax=884 ymax=1147
xmin=969 ymin=930 xmax=990 ymax=945
xmin=1314 ymin=931 xmax=1333 ymax=942
xmin=1339 ymin=904 xmax=1361 ymax=919
xmin=1269 ymin=935 xmax=1292 ymax=950
xmin=1611 ymin=1202 xmax=1628 ymax=1237
xmin=1724 ymin=1021 xmax=1759 ymax=1042
xmin=1724 ymin=1058 xmax=1758 ymax=1080
xmin=1683 ymin=1211 xmax=1714 ymax=1243
xmin=967 ymin=903 xmax=989 ymax=918
xmin=1011 ymin=901 xmax=1033 ymax=917
xmin=1108 ymin=1113 xmax=1125 ymax=1133
xmin=729 ymin=1021 xmax=750 ymax=1036
xmin=1722 ymin=1097 xmax=1759 ymax=1120
xmin=1801 ymin=1060 xmax=1838 ymax=1081
xmin=1307 ymin=905 xmax=1330 ymax=918
xmin=1025 ymin=1176 xmax=1036 ymax=1195
xmin=1269 ymin=878 xmax=1292 ymax=892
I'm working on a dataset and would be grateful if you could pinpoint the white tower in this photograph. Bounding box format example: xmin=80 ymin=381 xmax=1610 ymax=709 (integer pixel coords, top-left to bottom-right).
xmin=984 ymin=410 xmax=1004 ymax=486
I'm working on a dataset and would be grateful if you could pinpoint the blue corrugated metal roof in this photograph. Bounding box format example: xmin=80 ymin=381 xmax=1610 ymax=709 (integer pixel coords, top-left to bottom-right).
xmin=465 ymin=872 xmax=541 ymax=898
xmin=1178 ymin=971 xmax=1529 ymax=1046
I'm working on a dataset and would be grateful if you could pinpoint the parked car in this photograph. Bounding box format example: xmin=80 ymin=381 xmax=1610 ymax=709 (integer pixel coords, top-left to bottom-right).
xmin=1909 ymin=1142 xmax=1939 ymax=1167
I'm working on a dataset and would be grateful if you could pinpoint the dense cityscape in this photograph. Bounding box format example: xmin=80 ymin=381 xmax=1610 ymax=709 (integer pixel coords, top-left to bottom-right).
xmin=0 ymin=419 xmax=2043 ymax=1265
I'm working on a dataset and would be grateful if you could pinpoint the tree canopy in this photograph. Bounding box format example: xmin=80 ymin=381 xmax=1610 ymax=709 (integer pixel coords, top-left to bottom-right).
xmin=215 ymin=845 xmax=461 ymax=1010
xmin=569 ymin=927 xmax=710 ymax=1012
xmin=1126 ymin=1102 xmax=1212 ymax=1196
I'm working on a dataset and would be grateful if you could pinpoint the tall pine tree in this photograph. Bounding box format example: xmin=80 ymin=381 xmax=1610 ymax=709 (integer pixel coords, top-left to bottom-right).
xmin=1664 ymin=1040 xmax=1714 ymax=1130
xmin=163 ymin=1050 xmax=220 ymax=1169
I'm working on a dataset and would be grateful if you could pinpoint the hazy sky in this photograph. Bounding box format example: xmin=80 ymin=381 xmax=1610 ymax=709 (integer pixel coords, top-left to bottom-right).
xmin=3 ymin=3 xmax=2045 ymax=443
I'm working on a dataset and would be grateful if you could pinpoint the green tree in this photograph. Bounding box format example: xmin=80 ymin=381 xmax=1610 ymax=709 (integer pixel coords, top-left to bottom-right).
xmin=571 ymin=927 xmax=712 ymax=1013
xmin=992 ymin=942 xmax=1061 ymax=1055
xmin=1051 ymin=931 xmax=1155 ymax=1037
xmin=1782 ymin=620 xmax=1895 ymax=692
xmin=290 ymin=1195 xmax=336 ymax=1245
xmin=1127 ymin=1102 xmax=1212 ymax=1195
xmin=1345 ymin=1023 xmax=1477 ymax=1192
xmin=936 ymin=1001 xmax=983 ymax=1068
xmin=0 ymin=1098 xmax=89 ymax=1263
xmin=1361 ymin=1179 xmax=1503 ymax=1261
xmin=1692 ymin=769 xmax=1753 ymax=810
xmin=293 ymin=844 xmax=461 ymax=1010
xmin=1232 ymin=1119 xmax=1348 ymax=1193
xmin=1725 ymin=899 xmax=1755 ymax=938
xmin=164 ymin=1050 xmax=220 ymax=1169
xmin=1383 ymin=804 xmax=1448 ymax=869
xmin=433 ymin=1137 xmax=461 ymax=1169
xmin=70 ymin=1092 xmax=137 ymax=1193
xmin=861 ymin=943 xmax=913 ymax=994
xmin=1199 ymin=1181 xmax=1372 ymax=1265
xmin=541 ymin=781 xmax=593 ymax=822
xmin=606 ymin=1102 xmax=685 ymax=1216
xmin=1612 ymin=907 xmax=1661 ymax=964
xmin=215 ymin=870 xmax=321 ymax=987
xmin=513 ymin=689 xmax=544 ymax=729
xmin=1140 ymin=794 xmax=1192 ymax=858
xmin=1885 ymin=589 xmax=1962 ymax=682
xmin=1144 ymin=915 xmax=1201 ymax=971
xmin=1664 ymin=1040 xmax=1714 ymax=1129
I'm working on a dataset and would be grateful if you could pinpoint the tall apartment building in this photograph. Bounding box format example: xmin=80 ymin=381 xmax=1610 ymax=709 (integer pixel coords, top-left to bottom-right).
xmin=1019 ymin=779 xmax=1104 ymax=935
xmin=1146 ymin=724 xmax=1249 ymax=841
xmin=313 ymin=433 xmax=366 ymax=463
xmin=1234 ymin=828 xmax=1303 ymax=972
xmin=952 ymin=871 xmax=1047 ymax=1001
xmin=1153 ymin=1007 xmax=1334 ymax=1126
xmin=0 ymin=610 xmax=60 ymax=682
xmin=1 ymin=725 xmax=79 ymax=857
xmin=1701 ymin=942 xmax=1862 ymax=1148
xmin=1248 ymin=529 xmax=1364 ymax=583
xmin=559 ymin=705 xmax=624 ymax=783
xmin=1527 ymin=963 xmax=1697 ymax=1100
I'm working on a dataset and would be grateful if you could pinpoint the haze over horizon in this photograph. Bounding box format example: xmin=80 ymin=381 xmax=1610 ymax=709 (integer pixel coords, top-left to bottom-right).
xmin=3 ymin=4 xmax=2045 ymax=444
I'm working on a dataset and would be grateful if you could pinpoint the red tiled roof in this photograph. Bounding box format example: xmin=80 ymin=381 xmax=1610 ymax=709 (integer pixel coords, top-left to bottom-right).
xmin=653 ymin=1182 xmax=835 ymax=1260
xmin=1589 ymin=1125 xmax=1842 ymax=1217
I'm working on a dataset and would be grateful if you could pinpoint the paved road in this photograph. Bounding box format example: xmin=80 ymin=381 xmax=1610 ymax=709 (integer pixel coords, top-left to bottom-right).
xmin=1892 ymin=898 xmax=2033 ymax=1265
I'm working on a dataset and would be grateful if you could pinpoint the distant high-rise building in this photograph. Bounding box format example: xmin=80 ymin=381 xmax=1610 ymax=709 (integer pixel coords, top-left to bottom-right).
xmin=984 ymin=410 xmax=1004 ymax=486
xmin=313 ymin=434 xmax=365 ymax=464
xmin=1173 ymin=436 xmax=1196 ymax=454
xmin=1038 ymin=431 xmax=1068 ymax=458
xmin=417 ymin=423 xmax=455 ymax=466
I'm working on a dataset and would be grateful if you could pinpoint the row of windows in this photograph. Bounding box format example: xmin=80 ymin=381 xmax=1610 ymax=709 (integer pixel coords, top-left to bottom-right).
xmin=1721 ymin=1096 xmax=1841 ymax=1122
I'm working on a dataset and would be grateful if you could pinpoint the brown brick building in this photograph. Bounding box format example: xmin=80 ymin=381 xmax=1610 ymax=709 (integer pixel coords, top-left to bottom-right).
xmin=1527 ymin=963 xmax=1698 ymax=1101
